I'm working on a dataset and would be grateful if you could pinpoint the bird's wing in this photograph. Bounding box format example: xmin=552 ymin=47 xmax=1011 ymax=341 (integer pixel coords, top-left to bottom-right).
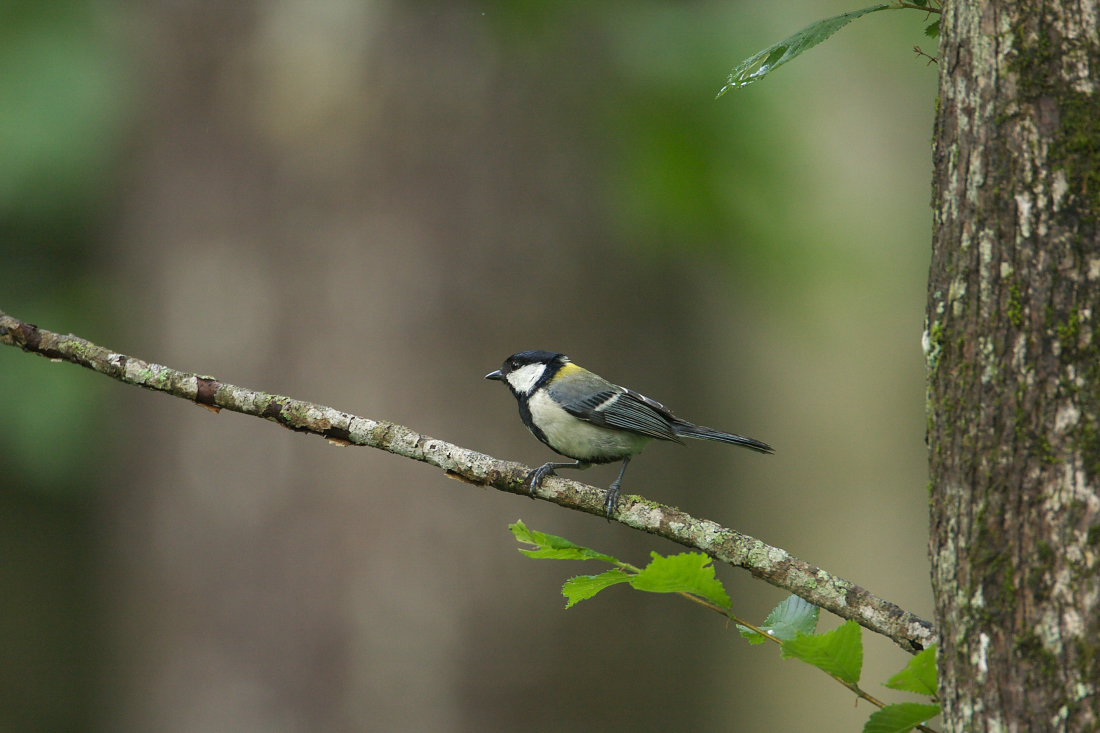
xmin=560 ymin=388 xmax=680 ymax=442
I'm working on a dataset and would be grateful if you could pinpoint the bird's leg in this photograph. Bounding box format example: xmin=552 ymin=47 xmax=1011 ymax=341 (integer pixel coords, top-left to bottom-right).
xmin=525 ymin=460 xmax=590 ymax=498
xmin=604 ymin=456 xmax=632 ymax=519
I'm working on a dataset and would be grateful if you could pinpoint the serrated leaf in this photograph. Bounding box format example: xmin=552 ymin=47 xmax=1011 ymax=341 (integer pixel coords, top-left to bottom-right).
xmin=718 ymin=4 xmax=890 ymax=94
xmin=739 ymin=594 xmax=821 ymax=643
xmin=781 ymin=620 xmax=863 ymax=684
xmin=923 ymin=20 xmax=940 ymax=38
xmin=629 ymin=552 xmax=731 ymax=610
xmin=884 ymin=644 xmax=938 ymax=696
xmin=863 ymin=703 xmax=941 ymax=733
xmin=562 ymin=569 xmax=632 ymax=608
xmin=510 ymin=520 xmax=619 ymax=563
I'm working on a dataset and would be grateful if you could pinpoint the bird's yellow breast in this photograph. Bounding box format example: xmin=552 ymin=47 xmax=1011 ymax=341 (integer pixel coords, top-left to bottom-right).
xmin=528 ymin=389 xmax=651 ymax=461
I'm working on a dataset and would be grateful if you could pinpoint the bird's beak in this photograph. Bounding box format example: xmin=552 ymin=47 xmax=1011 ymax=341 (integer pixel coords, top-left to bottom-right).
xmin=484 ymin=369 xmax=503 ymax=381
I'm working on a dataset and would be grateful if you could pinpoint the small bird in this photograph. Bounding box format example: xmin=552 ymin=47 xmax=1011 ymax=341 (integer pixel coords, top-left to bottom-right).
xmin=485 ymin=350 xmax=773 ymax=517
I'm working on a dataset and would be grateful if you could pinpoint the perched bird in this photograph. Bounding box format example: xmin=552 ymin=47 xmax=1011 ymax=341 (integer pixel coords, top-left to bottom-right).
xmin=485 ymin=350 xmax=773 ymax=517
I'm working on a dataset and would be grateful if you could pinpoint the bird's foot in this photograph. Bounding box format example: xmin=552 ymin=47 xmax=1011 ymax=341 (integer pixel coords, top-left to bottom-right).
xmin=604 ymin=483 xmax=622 ymax=520
xmin=524 ymin=463 xmax=558 ymax=499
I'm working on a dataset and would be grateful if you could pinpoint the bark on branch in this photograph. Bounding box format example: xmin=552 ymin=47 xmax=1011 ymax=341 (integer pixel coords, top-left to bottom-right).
xmin=0 ymin=309 xmax=934 ymax=653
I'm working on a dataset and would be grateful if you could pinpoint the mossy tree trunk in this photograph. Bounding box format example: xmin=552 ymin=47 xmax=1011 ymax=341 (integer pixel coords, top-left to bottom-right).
xmin=928 ymin=1 xmax=1100 ymax=730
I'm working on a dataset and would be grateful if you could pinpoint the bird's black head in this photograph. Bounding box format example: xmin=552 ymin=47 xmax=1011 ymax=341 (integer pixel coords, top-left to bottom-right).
xmin=485 ymin=350 xmax=570 ymax=395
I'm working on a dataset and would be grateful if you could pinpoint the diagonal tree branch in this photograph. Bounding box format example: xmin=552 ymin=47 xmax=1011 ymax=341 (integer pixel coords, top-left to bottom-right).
xmin=0 ymin=308 xmax=934 ymax=653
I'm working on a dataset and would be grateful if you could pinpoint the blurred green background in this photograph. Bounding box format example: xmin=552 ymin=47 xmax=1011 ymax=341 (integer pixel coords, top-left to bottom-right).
xmin=0 ymin=1 xmax=936 ymax=731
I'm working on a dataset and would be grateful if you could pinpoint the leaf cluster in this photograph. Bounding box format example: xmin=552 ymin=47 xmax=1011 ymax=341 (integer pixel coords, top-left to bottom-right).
xmin=511 ymin=521 xmax=941 ymax=733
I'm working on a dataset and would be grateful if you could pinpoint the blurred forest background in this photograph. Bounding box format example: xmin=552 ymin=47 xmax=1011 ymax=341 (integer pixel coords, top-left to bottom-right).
xmin=0 ymin=1 xmax=937 ymax=731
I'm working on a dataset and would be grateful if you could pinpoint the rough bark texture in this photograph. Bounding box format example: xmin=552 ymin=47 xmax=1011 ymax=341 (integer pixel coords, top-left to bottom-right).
xmin=928 ymin=1 xmax=1100 ymax=730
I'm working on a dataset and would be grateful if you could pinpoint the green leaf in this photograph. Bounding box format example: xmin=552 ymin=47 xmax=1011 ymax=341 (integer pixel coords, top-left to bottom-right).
xmin=884 ymin=644 xmax=938 ymax=696
xmin=863 ymin=703 xmax=941 ymax=733
xmin=509 ymin=520 xmax=619 ymax=563
xmin=629 ymin=552 xmax=731 ymax=610
xmin=781 ymin=620 xmax=863 ymax=684
xmin=739 ymin=594 xmax=820 ymax=644
xmin=923 ymin=20 xmax=940 ymax=38
xmin=718 ymin=4 xmax=891 ymax=94
xmin=563 ymin=570 xmax=632 ymax=608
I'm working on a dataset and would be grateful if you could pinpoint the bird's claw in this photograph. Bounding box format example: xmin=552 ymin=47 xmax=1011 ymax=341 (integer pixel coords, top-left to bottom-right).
xmin=524 ymin=464 xmax=557 ymax=499
xmin=604 ymin=484 xmax=621 ymax=521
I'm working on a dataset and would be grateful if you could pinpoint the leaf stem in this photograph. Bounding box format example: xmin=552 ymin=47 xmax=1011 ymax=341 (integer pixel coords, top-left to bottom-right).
xmin=894 ymin=1 xmax=942 ymax=12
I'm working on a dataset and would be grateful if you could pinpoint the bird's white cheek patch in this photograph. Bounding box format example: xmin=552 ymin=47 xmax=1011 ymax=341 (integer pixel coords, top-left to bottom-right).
xmin=505 ymin=363 xmax=546 ymax=395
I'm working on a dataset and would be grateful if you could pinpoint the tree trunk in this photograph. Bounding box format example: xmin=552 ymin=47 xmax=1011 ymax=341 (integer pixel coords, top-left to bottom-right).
xmin=928 ymin=1 xmax=1100 ymax=730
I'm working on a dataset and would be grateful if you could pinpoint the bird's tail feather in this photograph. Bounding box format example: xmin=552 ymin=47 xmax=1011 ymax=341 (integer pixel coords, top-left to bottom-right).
xmin=672 ymin=421 xmax=774 ymax=454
